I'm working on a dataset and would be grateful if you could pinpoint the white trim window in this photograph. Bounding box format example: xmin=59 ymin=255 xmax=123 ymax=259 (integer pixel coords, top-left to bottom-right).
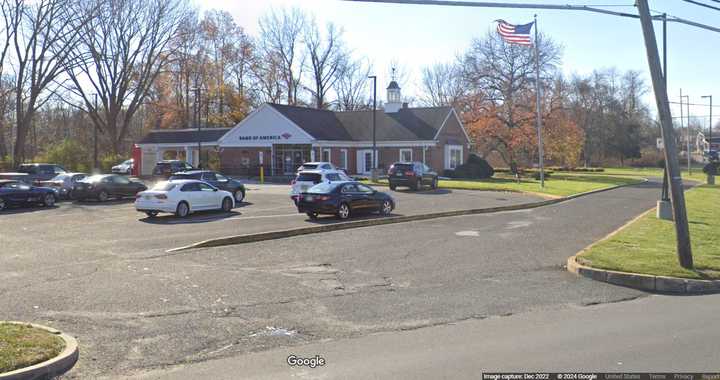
xmin=399 ymin=148 xmax=412 ymax=162
xmin=445 ymin=145 xmax=463 ymax=170
xmin=322 ymin=148 xmax=331 ymax=163
xmin=339 ymin=149 xmax=348 ymax=169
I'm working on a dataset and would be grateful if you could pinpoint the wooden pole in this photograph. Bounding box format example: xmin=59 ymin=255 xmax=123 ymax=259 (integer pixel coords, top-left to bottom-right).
xmin=637 ymin=0 xmax=693 ymax=269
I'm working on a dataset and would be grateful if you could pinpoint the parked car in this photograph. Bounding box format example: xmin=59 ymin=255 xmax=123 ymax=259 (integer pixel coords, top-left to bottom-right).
xmin=152 ymin=160 xmax=194 ymax=178
xmin=73 ymin=174 xmax=147 ymax=202
xmin=0 ymin=172 xmax=31 ymax=183
xmin=112 ymin=159 xmax=134 ymax=175
xmin=0 ymin=180 xmax=57 ymax=211
xmin=170 ymin=170 xmax=246 ymax=203
xmin=388 ymin=162 xmax=438 ymax=191
xmin=290 ymin=169 xmax=352 ymax=203
xmin=296 ymin=181 xmax=395 ymax=220
xmin=297 ymin=161 xmax=337 ymax=172
xmin=15 ymin=163 xmax=67 ymax=184
xmin=37 ymin=172 xmax=88 ymax=199
xmin=134 ymin=179 xmax=235 ymax=218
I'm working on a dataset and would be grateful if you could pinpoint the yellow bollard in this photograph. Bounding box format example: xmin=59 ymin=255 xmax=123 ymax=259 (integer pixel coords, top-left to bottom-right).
xmin=260 ymin=165 xmax=264 ymax=184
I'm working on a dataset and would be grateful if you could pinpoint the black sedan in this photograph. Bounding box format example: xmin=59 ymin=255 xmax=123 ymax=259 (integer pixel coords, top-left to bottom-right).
xmin=0 ymin=180 xmax=57 ymax=211
xmin=170 ymin=170 xmax=246 ymax=203
xmin=73 ymin=174 xmax=147 ymax=202
xmin=297 ymin=181 xmax=395 ymax=220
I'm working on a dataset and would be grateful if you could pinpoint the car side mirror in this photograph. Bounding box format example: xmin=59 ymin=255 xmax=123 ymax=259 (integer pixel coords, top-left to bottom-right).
xmin=213 ymin=188 xmax=218 ymax=192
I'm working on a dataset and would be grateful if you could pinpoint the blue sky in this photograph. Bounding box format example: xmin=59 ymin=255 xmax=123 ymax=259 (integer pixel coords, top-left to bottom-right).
xmin=199 ymin=0 xmax=719 ymax=124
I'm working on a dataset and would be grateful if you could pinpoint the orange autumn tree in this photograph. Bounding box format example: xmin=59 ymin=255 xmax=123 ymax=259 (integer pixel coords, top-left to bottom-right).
xmin=465 ymin=101 xmax=538 ymax=166
xmin=543 ymin=108 xmax=585 ymax=167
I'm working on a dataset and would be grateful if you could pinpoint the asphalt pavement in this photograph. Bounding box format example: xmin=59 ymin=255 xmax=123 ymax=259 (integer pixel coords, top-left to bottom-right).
xmin=0 ymin=179 xmax=678 ymax=379
xmin=135 ymin=293 xmax=720 ymax=379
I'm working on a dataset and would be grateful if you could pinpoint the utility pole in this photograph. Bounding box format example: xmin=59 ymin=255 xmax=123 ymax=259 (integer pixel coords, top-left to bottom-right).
xmin=680 ymin=91 xmax=690 ymax=174
xmin=637 ymin=0 xmax=693 ymax=268
xmin=702 ymin=95 xmax=713 ymax=157
xmin=534 ymin=14 xmax=544 ymax=188
xmin=368 ymin=75 xmax=377 ymax=180
xmin=660 ymin=13 xmax=669 ymax=203
xmin=93 ymin=93 xmax=99 ymax=171
xmin=192 ymin=85 xmax=202 ymax=169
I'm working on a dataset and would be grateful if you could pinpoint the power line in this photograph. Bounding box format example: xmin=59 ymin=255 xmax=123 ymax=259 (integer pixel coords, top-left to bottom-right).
xmin=343 ymin=0 xmax=720 ymax=33
xmin=680 ymin=0 xmax=720 ymax=12
xmin=669 ymin=101 xmax=720 ymax=108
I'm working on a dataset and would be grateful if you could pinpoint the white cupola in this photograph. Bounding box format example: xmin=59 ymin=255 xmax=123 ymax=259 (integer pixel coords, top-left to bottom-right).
xmin=384 ymin=69 xmax=402 ymax=113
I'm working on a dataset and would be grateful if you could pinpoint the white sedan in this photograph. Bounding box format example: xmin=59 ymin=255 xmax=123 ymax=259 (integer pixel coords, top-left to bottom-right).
xmin=135 ymin=179 xmax=235 ymax=218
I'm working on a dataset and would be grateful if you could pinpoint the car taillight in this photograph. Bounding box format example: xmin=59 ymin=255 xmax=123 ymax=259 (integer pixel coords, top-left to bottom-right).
xmin=405 ymin=171 xmax=415 ymax=176
xmin=155 ymin=194 xmax=167 ymax=200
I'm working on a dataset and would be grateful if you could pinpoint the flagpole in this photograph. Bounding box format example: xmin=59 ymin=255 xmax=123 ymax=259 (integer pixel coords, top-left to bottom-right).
xmin=534 ymin=14 xmax=545 ymax=188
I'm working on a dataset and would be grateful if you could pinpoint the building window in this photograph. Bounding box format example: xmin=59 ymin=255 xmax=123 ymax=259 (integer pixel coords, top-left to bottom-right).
xmin=339 ymin=149 xmax=347 ymax=169
xmin=322 ymin=148 xmax=331 ymax=163
xmin=445 ymin=145 xmax=463 ymax=170
xmin=399 ymin=149 xmax=412 ymax=162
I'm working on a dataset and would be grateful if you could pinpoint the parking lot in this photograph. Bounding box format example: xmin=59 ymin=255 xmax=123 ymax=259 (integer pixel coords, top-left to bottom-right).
xmin=0 ymin=180 xmax=661 ymax=379
xmin=0 ymin=183 xmax=544 ymax=256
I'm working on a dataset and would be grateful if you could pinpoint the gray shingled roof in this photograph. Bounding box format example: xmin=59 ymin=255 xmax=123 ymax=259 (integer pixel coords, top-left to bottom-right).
xmin=269 ymin=103 xmax=451 ymax=141
xmin=137 ymin=128 xmax=232 ymax=144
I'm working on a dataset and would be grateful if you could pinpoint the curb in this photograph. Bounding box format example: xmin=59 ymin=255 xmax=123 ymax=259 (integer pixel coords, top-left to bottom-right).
xmin=0 ymin=322 xmax=79 ymax=380
xmin=168 ymin=178 xmax=647 ymax=252
xmin=567 ymin=255 xmax=720 ymax=294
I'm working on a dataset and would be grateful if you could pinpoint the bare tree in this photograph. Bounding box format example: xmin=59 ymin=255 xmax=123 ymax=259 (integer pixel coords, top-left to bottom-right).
xmin=304 ymin=19 xmax=346 ymax=109
xmin=420 ymin=62 xmax=465 ymax=107
xmin=11 ymin=0 xmax=92 ymax=165
xmin=334 ymin=58 xmax=371 ymax=111
xmin=65 ymin=0 xmax=191 ymax=155
xmin=258 ymin=7 xmax=306 ymax=106
xmin=0 ymin=0 xmax=19 ymax=159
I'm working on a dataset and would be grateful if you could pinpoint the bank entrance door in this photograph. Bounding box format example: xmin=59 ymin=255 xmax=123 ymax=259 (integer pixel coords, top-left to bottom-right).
xmin=273 ymin=144 xmax=311 ymax=175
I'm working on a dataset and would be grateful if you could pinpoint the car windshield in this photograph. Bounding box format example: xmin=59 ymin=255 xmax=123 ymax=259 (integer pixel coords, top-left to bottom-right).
xmin=169 ymin=173 xmax=198 ymax=180
xmin=307 ymin=182 xmax=338 ymax=194
xmin=80 ymin=175 xmax=105 ymax=183
xmin=300 ymin=164 xmax=318 ymax=170
xmin=392 ymin=163 xmax=414 ymax=171
xmin=151 ymin=181 xmax=176 ymax=191
xmin=50 ymin=174 xmax=69 ymax=181
xmin=297 ymin=173 xmax=322 ymax=183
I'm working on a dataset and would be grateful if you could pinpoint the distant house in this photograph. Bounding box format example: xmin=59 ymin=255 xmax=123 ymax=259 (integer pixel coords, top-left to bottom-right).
xmin=135 ymin=80 xmax=471 ymax=176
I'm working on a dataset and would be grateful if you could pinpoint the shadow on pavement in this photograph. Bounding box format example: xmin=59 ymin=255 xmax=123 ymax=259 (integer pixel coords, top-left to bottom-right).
xmin=139 ymin=210 xmax=241 ymax=224
xmin=0 ymin=204 xmax=58 ymax=215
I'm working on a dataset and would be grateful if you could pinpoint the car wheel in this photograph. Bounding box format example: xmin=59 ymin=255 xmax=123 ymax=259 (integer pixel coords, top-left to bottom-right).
xmin=145 ymin=211 xmax=159 ymax=218
xmin=0 ymin=198 xmax=5 ymax=211
xmin=43 ymin=193 xmax=56 ymax=207
xmin=221 ymin=197 xmax=233 ymax=212
xmin=306 ymin=212 xmax=318 ymax=220
xmin=380 ymin=199 xmax=393 ymax=216
xmin=97 ymin=190 xmax=109 ymax=202
xmin=234 ymin=189 xmax=245 ymax=204
xmin=176 ymin=201 xmax=190 ymax=218
xmin=337 ymin=202 xmax=350 ymax=220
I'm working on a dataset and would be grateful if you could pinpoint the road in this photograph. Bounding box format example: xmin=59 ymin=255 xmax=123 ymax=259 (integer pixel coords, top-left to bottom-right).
xmin=0 ymin=179 xmax=686 ymax=378
xmin=136 ymin=293 xmax=720 ymax=379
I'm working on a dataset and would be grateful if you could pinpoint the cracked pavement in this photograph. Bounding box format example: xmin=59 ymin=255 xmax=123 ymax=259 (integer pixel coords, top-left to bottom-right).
xmin=0 ymin=181 xmax=663 ymax=378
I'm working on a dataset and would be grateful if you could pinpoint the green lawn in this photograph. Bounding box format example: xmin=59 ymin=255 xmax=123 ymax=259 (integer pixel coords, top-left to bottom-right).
xmin=365 ymin=171 xmax=646 ymax=197
xmin=578 ymin=184 xmax=720 ymax=279
xmin=0 ymin=323 xmax=65 ymax=373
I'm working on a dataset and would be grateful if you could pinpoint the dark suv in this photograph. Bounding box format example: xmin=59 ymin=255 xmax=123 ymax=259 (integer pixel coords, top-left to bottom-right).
xmin=170 ymin=170 xmax=247 ymax=203
xmin=152 ymin=160 xmax=194 ymax=178
xmin=16 ymin=163 xmax=67 ymax=184
xmin=388 ymin=161 xmax=438 ymax=191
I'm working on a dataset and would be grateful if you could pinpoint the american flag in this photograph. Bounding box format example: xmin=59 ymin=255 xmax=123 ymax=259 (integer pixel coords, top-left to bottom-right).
xmin=496 ymin=20 xmax=534 ymax=46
